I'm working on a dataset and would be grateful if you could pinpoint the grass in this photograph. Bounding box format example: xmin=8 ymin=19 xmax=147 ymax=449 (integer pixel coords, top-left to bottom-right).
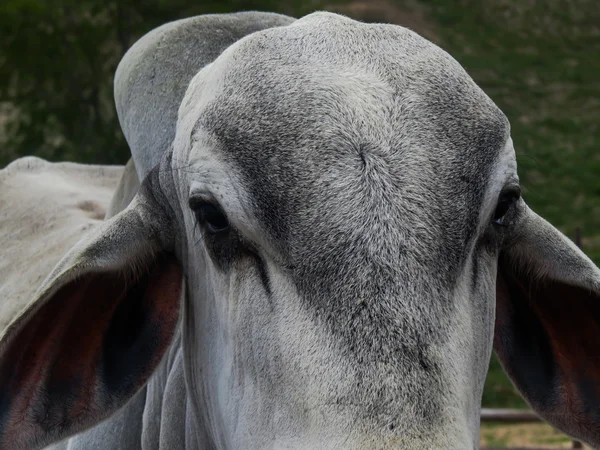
xmin=421 ymin=0 xmax=600 ymax=268
xmin=480 ymin=422 xmax=580 ymax=449
xmin=481 ymin=354 xmax=527 ymax=409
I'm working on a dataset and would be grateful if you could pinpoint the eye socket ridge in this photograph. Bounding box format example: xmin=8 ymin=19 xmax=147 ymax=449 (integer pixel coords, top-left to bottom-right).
xmin=189 ymin=197 xmax=230 ymax=234
xmin=492 ymin=185 xmax=521 ymax=226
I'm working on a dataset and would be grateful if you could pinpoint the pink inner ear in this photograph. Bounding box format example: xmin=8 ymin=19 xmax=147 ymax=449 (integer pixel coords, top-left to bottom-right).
xmin=529 ymin=279 xmax=600 ymax=415
xmin=0 ymin=256 xmax=182 ymax=449
xmin=495 ymin=261 xmax=600 ymax=443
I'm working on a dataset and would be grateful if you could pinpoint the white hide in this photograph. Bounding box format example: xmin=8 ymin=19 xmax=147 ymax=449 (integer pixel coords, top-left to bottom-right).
xmin=0 ymin=157 xmax=123 ymax=332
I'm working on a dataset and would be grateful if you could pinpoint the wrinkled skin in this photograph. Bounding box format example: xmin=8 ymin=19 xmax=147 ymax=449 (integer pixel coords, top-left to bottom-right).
xmin=1 ymin=11 xmax=599 ymax=450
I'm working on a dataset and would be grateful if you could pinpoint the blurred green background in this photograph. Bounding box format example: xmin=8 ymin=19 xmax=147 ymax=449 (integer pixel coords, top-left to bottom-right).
xmin=1 ymin=0 xmax=598 ymax=412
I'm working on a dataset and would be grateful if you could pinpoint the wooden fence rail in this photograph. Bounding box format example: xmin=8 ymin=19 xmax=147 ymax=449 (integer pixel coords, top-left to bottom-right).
xmin=480 ymin=408 xmax=582 ymax=448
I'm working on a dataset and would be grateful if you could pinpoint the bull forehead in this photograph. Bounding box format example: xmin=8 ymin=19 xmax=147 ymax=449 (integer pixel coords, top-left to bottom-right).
xmin=177 ymin=13 xmax=509 ymax=428
xmin=186 ymin=12 xmax=509 ymax=280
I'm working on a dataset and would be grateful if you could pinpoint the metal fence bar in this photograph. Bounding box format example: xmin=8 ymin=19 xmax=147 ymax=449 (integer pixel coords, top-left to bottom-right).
xmin=480 ymin=408 xmax=541 ymax=423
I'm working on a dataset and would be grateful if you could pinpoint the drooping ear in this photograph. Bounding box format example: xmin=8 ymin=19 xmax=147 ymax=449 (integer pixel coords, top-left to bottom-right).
xmin=494 ymin=205 xmax=600 ymax=447
xmin=0 ymin=172 xmax=183 ymax=450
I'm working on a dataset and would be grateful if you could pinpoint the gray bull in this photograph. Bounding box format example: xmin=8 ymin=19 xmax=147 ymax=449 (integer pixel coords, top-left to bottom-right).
xmin=1 ymin=11 xmax=599 ymax=450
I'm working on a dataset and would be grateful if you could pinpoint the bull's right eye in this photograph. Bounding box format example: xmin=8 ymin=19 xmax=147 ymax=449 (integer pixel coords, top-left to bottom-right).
xmin=189 ymin=200 xmax=230 ymax=234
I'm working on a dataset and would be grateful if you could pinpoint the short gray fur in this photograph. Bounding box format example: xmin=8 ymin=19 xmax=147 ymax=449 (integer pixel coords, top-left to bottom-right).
xmin=2 ymin=10 xmax=598 ymax=450
xmin=114 ymin=11 xmax=295 ymax=180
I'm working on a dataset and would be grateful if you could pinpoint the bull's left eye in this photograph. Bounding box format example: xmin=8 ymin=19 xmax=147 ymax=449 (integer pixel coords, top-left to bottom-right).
xmin=493 ymin=186 xmax=521 ymax=225
xmin=189 ymin=200 xmax=230 ymax=234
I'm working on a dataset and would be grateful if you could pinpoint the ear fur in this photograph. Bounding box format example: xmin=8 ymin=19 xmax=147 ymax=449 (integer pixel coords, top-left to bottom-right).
xmin=114 ymin=12 xmax=295 ymax=179
xmin=495 ymin=207 xmax=600 ymax=447
xmin=0 ymin=178 xmax=183 ymax=450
